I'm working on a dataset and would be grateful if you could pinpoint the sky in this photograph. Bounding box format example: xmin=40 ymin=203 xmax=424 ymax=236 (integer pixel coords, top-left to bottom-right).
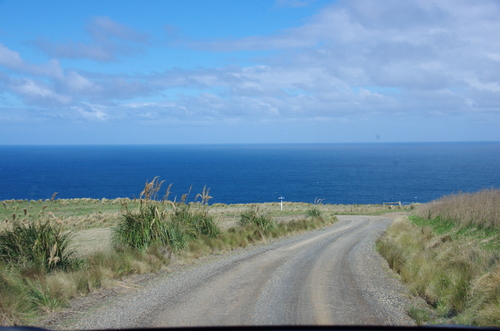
xmin=0 ymin=0 xmax=499 ymax=145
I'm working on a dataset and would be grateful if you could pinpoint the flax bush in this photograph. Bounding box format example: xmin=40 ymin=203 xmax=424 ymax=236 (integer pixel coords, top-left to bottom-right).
xmin=239 ymin=206 xmax=275 ymax=231
xmin=0 ymin=219 xmax=75 ymax=271
xmin=113 ymin=202 xmax=222 ymax=251
xmin=306 ymin=208 xmax=322 ymax=218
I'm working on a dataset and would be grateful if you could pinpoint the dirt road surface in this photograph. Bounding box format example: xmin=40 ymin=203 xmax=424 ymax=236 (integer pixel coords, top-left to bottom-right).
xmin=59 ymin=215 xmax=415 ymax=329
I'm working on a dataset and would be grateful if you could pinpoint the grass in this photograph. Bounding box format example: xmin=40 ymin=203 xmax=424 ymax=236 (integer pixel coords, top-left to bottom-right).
xmin=377 ymin=189 xmax=500 ymax=326
xmin=0 ymin=198 xmax=140 ymax=232
xmin=416 ymin=189 xmax=500 ymax=229
xmin=0 ymin=199 xmax=411 ymax=233
xmin=0 ymin=179 xmax=348 ymax=326
xmin=113 ymin=179 xmax=221 ymax=252
xmin=239 ymin=205 xmax=275 ymax=231
xmin=181 ymin=207 xmax=337 ymax=260
xmin=0 ymin=244 xmax=169 ymax=325
xmin=113 ymin=202 xmax=221 ymax=252
xmin=0 ymin=219 xmax=76 ymax=272
xmin=306 ymin=207 xmax=322 ymax=218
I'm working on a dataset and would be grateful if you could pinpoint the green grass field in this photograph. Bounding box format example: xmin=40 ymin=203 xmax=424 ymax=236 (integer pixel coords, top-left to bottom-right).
xmin=0 ymin=198 xmax=408 ymax=233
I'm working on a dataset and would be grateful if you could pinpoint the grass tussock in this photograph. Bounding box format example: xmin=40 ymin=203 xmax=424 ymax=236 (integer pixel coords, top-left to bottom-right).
xmin=113 ymin=184 xmax=221 ymax=252
xmin=0 ymin=178 xmax=340 ymax=326
xmin=0 ymin=244 xmax=168 ymax=325
xmin=306 ymin=207 xmax=322 ymax=218
xmin=239 ymin=205 xmax=275 ymax=231
xmin=181 ymin=208 xmax=337 ymax=259
xmin=0 ymin=219 xmax=75 ymax=272
xmin=377 ymin=189 xmax=500 ymax=326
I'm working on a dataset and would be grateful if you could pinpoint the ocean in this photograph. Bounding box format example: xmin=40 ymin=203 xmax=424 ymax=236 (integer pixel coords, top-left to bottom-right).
xmin=0 ymin=142 xmax=499 ymax=205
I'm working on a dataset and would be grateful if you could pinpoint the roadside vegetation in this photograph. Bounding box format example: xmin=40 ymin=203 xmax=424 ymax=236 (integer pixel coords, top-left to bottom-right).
xmin=0 ymin=178 xmax=345 ymax=326
xmin=377 ymin=189 xmax=500 ymax=326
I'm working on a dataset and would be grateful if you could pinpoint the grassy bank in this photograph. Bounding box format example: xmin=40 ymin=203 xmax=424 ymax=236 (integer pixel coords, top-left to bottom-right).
xmin=377 ymin=189 xmax=500 ymax=326
xmin=2 ymin=179 xmax=365 ymax=326
xmin=0 ymin=198 xmax=408 ymax=233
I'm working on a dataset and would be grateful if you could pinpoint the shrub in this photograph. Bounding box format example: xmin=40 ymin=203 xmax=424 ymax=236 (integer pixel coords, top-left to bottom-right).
xmin=0 ymin=220 xmax=75 ymax=271
xmin=113 ymin=204 xmax=172 ymax=250
xmin=113 ymin=197 xmax=221 ymax=252
xmin=306 ymin=208 xmax=322 ymax=218
xmin=239 ymin=206 xmax=275 ymax=231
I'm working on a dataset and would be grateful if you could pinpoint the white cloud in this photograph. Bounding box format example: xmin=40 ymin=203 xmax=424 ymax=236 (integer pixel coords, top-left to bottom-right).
xmin=0 ymin=0 xmax=499 ymax=134
xmin=0 ymin=43 xmax=25 ymax=69
xmin=76 ymin=103 xmax=109 ymax=121
xmin=9 ymin=78 xmax=72 ymax=106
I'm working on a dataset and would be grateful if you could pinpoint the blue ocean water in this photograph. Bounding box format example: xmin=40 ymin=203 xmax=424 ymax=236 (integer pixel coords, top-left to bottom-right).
xmin=0 ymin=143 xmax=499 ymax=205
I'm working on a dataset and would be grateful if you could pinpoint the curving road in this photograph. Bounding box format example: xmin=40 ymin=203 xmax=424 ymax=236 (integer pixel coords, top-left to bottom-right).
xmin=67 ymin=215 xmax=414 ymax=329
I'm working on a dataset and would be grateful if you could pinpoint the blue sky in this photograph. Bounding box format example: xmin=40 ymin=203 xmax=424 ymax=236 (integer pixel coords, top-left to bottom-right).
xmin=0 ymin=0 xmax=499 ymax=144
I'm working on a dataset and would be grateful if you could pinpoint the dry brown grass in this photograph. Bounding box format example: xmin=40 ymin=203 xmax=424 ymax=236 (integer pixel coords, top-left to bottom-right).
xmin=378 ymin=190 xmax=500 ymax=326
xmin=416 ymin=189 xmax=500 ymax=228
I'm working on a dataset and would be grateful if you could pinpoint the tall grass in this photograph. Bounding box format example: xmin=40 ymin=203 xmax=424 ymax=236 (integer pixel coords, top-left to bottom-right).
xmin=183 ymin=209 xmax=337 ymax=258
xmin=0 ymin=265 xmax=33 ymax=325
xmin=417 ymin=189 xmax=500 ymax=229
xmin=239 ymin=206 xmax=275 ymax=231
xmin=113 ymin=202 xmax=222 ymax=252
xmin=0 ymin=219 xmax=75 ymax=271
xmin=377 ymin=189 xmax=500 ymax=326
xmin=306 ymin=207 xmax=322 ymax=218
xmin=113 ymin=204 xmax=173 ymax=250
xmin=0 ymin=244 xmax=168 ymax=325
xmin=113 ymin=179 xmax=221 ymax=251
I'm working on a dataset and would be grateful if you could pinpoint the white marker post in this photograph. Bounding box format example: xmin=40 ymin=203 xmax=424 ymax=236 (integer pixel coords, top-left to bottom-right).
xmin=278 ymin=196 xmax=285 ymax=211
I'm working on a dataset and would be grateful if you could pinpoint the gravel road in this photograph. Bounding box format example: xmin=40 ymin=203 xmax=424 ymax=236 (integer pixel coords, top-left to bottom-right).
xmin=61 ymin=215 xmax=415 ymax=329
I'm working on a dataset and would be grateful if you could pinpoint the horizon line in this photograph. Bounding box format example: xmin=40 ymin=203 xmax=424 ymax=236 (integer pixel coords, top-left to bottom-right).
xmin=0 ymin=140 xmax=499 ymax=147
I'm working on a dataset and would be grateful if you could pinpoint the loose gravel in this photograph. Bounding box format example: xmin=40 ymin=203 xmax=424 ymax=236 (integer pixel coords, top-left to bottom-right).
xmin=40 ymin=215 xmax=415 ymax=329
